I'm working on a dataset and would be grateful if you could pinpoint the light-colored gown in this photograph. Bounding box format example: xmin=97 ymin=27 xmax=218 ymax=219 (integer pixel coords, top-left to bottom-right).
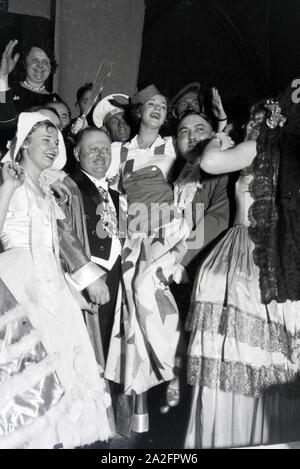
xmin=0 ymin=174 xmax=113 ymax=448
xmin=185 ymin=167 xmax=300 ymax=449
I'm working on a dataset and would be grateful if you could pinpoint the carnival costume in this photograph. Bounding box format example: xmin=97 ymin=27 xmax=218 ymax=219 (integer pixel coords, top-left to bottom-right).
xmin=105 ymin=133 xmax=191 ymax=396
xmin=185 ymin=83 xmax=300 ymax=448
xmin=0 ymin=113 xmax=113 ymax=448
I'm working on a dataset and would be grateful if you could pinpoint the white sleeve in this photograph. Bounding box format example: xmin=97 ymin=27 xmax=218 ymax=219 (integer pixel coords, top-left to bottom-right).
xmin=106 ymin=141 xmax=122 ymax=191
xmin=106 ymin=142 xmax=122 ymax=180
xmin=0 ymin=76 xmax=9 ymax=91
xmin=65 ymin=262 xmax=106 ymax=291
xmin=165 ymin=136 xmax=177 ymax=162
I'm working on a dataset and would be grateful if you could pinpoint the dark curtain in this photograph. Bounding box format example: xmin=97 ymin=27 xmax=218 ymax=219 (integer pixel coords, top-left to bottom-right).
xmin=0 ymin=1 xmax=8 ymax=11
xmin=138 ymin=0 xmax=300 ymax=120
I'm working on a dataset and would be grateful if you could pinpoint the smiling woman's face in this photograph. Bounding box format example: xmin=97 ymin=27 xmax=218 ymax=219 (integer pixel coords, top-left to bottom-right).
xmin=140 ymin=94 xmax=168 ymax=129
xmin=23 ymin=124 xmax=59 ymax=171
xmin=25 ymin=47 xmax=51 ymax=86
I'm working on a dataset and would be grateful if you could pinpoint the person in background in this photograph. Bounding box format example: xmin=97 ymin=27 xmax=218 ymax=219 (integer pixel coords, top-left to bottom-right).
xmin=170 ymin=82 xmax=228 ymax=133
xmin=75 ymin=82 xmax=100 ymax=126
xmin=46 ymin=98 xmax=72 ymax=131
xmin=244 ymin=100 xmax=267 ymax=141
xmin=5 ymin=39 xmax=60 ymax=113
xmin=44 ymin=97 xmax=77 ymax=174
xmin=170 ymin=82 xmax=204 ymax=119
xmin=93 ymin=93 xmax=132 ymax=143
xmin=68 ymin=82 xmax=102 ymax=135
xmin=0 ymin=39 xmax=60 ymax=151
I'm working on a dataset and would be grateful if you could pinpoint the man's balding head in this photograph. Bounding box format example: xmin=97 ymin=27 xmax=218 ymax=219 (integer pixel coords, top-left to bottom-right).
xmin=74 ymin=127 xmax=111 ymax=180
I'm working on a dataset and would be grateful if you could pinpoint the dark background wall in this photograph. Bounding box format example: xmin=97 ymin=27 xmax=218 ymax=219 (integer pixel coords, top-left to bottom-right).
xmin=0 ymin=0 xmax=145 ymax=115
xmin=138 ymin=0 xmax=300 ymax=119
xmin=54 ymin=0 xmax=145 ymax=114
xmin=1 ymin=0 xmax=300 ymax=120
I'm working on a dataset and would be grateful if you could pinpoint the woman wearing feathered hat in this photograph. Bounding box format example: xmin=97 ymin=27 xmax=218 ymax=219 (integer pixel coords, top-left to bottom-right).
xmin=0 ymin=112 xmax=113 ymax=448
xmin=185 ymin=80 xmax=300 ymax=448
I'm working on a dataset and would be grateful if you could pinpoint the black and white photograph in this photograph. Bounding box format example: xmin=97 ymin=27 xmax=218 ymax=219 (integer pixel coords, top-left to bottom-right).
xmin=1 ymin=0 xmax=300 ymax=452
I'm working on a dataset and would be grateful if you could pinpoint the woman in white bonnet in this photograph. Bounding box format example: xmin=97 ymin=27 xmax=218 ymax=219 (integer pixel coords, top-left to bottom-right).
xmin=0 ymin=112 xmax=113 ymax=448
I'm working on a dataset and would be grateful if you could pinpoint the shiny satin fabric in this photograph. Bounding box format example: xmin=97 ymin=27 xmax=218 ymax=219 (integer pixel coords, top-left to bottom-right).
xmin=0 ymin=283 xmax=65 ymax=440
xmin=0 ymin=315 xmax=33 ymax=350
xmin=0 ymin=279 xmax=17 ymax=316
xmin=0 ymin=372 xmax=64 ymax=437
xmin=0 ymin=213 xmax=31 ymax=250
xmin=0 ymin=178 xmax=64 ymax=318
xmin=24 ymin=177 xmax=66 ymax=319
xmin=0 ymin=174 xmax=113 ymax=446
xmin=0 ymin=340 xmax=47 ymax=382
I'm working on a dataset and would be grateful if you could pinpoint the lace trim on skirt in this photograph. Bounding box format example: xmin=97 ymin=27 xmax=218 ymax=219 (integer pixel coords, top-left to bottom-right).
xmin=186 ymin=301 xmax=300 ymax=362
xmin=187 ymin=356 xmax=300 ymax=398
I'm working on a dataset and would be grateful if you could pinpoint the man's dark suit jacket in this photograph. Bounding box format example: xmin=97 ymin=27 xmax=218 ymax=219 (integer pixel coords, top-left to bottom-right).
xmin=182 ymin=172 xmax=230 ymax=268
xmin=71 ymin=169 xmax=120 ymax=262
xmin=70 ymin=169 xmax=121 ymax=359
xmin=171 ymin=171 xmax=230 ymax=326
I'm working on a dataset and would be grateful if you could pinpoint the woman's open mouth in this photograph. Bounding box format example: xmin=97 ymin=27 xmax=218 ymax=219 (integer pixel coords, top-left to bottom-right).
xmin=44 ymin=152 xmax=56 ymax=161
xmin=150 ymin=112 xmax=160 ymax=120
xmin=33 ymin=69 xmax=47 ymax=79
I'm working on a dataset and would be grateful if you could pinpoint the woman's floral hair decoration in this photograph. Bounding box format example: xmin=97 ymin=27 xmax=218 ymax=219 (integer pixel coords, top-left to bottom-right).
xmin=264 ymin=99 xmax=286 ymax=129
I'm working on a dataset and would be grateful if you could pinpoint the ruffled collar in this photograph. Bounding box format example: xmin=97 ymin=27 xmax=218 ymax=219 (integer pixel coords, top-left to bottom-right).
xmin=173 ymin=162 xmax=202 ymax=210
xmin=24 ymin=171 xmax=52 ymax=199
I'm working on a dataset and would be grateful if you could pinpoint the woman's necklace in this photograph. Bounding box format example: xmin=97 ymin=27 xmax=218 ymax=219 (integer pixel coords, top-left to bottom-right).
xmin=23 ymin=80 xmax=46 ymax=92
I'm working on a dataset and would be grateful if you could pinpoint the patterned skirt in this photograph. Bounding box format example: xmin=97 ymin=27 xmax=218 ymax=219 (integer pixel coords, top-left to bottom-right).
xmin=185 ymin=225 xmax=300 ymax=448
xmin=105 ymin=210 xmax=190 ymax=396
